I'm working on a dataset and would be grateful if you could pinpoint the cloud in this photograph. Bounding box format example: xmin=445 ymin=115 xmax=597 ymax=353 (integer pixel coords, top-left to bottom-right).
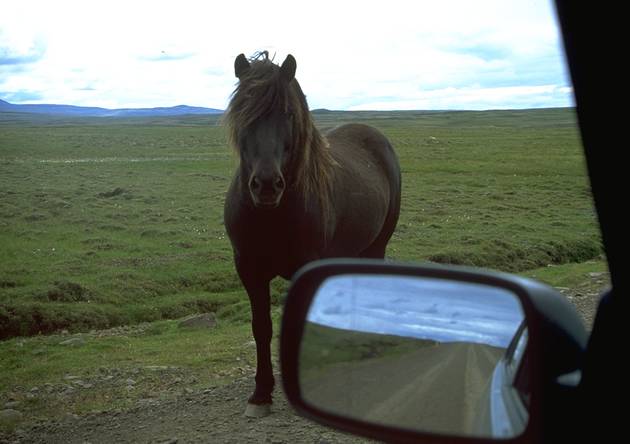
xmin=0 ymin=90 xmax=43 ymax=102
xmin=322 ymin=305 xmax=347 ymax=316
xmin=347 ymin=84 xmax=574 ymax=111
xmin=0 ymin=34 xmax=46 ymax=66
xmin=139 ymin=51 xmax=196 ymax=62
xmin=424 ymin=304 xmax=439 ymax=315
xmin=205 ymin=67 xmax=227 ymax=77
xmin=455 ymin=43 xmax=512 ymax=62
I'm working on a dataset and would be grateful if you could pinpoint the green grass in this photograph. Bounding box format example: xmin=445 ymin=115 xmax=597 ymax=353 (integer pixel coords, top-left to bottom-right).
xmin=0 ymin=318 xmax=255 ymax=391
xmin=0 ymin=108 xmax=602 ymax=339
xmin=522 ymin=259 xmax=608 ymax=288
xmin=300 ymin=322 xmax=436 ymax=375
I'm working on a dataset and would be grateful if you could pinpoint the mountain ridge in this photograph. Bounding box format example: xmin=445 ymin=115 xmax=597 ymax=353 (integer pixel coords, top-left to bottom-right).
xmin=0 ymin=99 xmax=223 ymax=117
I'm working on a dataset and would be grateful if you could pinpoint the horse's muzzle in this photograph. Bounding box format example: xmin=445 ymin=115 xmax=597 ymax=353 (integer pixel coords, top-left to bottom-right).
xmin=249 ymin=172 xmax=285 ymax=208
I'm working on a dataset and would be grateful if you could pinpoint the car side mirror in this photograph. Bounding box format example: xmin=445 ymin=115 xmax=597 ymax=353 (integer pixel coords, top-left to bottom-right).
xmin=281 ymin=259 xmax=587 ymax=443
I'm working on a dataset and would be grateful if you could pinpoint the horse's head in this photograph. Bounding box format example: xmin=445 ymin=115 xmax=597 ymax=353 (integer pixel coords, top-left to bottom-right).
xmin=227 ymin=52 xmax=300 ymax=209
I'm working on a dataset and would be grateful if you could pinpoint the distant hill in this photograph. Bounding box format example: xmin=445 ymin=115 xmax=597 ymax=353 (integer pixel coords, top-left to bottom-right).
xmin=0 ymin=99 xmax=223 ymax=117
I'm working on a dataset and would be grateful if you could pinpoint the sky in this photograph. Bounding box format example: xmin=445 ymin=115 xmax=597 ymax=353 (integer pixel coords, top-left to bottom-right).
xmin=0 ymin=0 xmax=573 ymax=111
xmin=307 ymin=275 xmax=524 ymax=348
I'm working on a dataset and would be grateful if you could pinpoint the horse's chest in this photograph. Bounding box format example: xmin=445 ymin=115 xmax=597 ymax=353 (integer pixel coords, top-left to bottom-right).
xmin=229 ymin=217 xmax=309 ymax=275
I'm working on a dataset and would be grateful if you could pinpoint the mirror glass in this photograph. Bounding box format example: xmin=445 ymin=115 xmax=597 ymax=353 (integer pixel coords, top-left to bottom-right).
xmin=299 ymin=274 xmax=528 ymax=438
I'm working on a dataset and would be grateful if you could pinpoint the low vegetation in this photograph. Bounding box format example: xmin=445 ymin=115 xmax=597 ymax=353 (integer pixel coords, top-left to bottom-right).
xmin=299 ymin=322 xmax=437 ymax=376
xmin=0 ymin=108 xmax=602 ymax=341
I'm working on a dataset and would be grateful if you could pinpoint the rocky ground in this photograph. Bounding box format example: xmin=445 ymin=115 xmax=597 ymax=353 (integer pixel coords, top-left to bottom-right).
xmin=555 ymin=270 xmax=609 ymax=329
xmin=0 ymin=271 xmax=609 ymax=443
xmin=1 ymin=373 xmax=369 ymax=444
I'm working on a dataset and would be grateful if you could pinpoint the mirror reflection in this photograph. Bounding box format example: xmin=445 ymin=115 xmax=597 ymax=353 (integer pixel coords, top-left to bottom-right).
xmin=299 ymin=274 xmax=527 ymax=438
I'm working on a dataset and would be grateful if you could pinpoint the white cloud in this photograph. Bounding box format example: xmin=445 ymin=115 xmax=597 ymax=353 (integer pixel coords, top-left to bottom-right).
xmin=0 ymin=0 xmax=571 ymax=110
xmin=349 ymin=85 xmax=574 ymax=111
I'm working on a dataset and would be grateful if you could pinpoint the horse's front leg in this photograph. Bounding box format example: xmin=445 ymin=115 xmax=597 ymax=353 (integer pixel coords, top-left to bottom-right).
xmin=240 ymin=273 xmax=275 ymax=416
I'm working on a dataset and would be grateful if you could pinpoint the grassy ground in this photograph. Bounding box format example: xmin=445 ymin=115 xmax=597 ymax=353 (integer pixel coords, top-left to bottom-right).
xmin=299 ymin=322 xmax=436 ymax=376
xmin=0 ymin=108 xmax=601 ymax=339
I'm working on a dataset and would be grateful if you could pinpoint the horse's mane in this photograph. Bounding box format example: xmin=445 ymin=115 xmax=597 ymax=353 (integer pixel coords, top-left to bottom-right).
xmin=225 ymin=52 xmax=336 ymax=228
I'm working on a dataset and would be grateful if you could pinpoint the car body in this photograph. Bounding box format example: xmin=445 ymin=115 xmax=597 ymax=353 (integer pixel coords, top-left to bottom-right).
xmin=477 ymin=322 xmax=529 ymax=438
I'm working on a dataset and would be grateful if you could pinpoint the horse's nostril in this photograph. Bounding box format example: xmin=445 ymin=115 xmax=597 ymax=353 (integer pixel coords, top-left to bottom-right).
xmin=274 ymin=175 xmax=285 ymax=191
xmin=250 ymin=176 xmax=262 ymax=191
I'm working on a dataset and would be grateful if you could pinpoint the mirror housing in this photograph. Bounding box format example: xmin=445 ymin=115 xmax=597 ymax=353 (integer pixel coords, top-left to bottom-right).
xmin=281 ymin=259 xmax=587 ymax=443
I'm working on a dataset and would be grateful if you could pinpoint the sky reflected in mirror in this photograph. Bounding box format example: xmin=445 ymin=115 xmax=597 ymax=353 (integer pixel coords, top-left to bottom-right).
xmin=307 ymin=274 xmax=524 ymax=348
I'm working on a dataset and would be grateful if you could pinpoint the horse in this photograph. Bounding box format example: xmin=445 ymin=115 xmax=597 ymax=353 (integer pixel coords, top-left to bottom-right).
xmin=223 ymin=51 xmax=401 ymax=417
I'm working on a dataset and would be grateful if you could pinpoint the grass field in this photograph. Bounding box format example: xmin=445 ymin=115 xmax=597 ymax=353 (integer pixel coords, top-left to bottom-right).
xmin=299 ymin=322 xmax=438 ymax=377
xmin=0 ymin=108 xmax=602 ymax=340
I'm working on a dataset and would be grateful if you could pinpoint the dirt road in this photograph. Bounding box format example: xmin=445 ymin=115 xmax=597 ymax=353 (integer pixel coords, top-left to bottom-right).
xmin=302 ymin=342 xmax=502 ymax=436
xmin=1 ymin=374 xmax=371 ymax=444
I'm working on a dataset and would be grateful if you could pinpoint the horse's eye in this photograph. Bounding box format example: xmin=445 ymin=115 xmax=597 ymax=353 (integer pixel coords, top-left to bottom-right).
xmin=238 ymin=141 xmax=251 ymax=160
xmin=237 ymin=133 xmax=246 ymax=148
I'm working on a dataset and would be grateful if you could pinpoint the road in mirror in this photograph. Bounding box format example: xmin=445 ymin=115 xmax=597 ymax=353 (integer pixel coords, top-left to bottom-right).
xmin=299 ymin=274 xmax=527 ymax=438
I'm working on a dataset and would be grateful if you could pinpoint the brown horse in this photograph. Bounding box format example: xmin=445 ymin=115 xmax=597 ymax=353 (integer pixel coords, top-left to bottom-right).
xmin=224 ymin=51 xmax=401 ymax=416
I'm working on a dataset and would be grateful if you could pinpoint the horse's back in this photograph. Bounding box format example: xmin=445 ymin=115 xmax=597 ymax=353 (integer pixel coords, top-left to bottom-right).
xmin=326 ymin=123 xmax=400 ymax=193
xmin=326 ymin=123 xmax=396 ymax=163
xmin=324 ymin=123 xmax=401 ymax=257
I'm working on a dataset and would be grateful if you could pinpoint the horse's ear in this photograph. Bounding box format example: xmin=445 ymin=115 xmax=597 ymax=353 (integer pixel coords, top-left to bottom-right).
xmin=280 ymin=54 xmax=296 ymax=82
xmin=235 ymin=53 xmax=250 ymax=78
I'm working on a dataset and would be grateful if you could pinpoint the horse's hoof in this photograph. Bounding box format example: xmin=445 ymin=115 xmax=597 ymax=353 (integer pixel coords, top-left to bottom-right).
xmin=244 ymin=402 xmax=271 ymax=418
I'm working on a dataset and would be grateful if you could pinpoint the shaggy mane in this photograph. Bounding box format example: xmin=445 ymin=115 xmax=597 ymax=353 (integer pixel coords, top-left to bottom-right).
xmin=225 ymin=52 xmax=336 ymax=229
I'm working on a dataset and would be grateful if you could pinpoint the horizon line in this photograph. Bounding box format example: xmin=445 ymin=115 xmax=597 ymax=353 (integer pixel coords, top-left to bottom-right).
xmin=1 ymin=99 xmax=575 ymax=114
